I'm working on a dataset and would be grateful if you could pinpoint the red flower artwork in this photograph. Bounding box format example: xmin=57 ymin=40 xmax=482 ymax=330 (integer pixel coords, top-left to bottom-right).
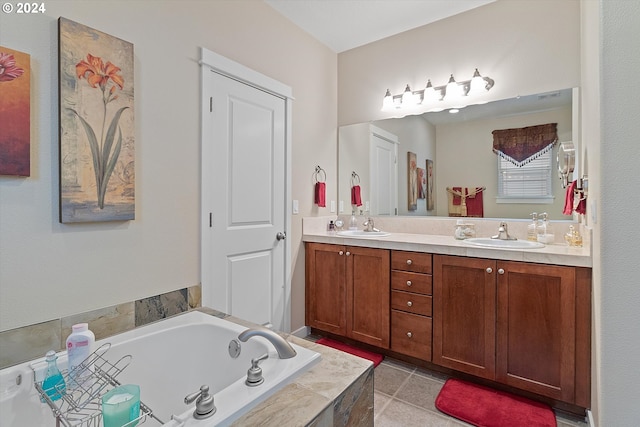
xmin=0 ymin=52 xmax=25 ymax=82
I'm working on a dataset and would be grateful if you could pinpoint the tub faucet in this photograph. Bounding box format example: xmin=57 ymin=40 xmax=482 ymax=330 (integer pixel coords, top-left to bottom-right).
xmin=492 ymin=221 xmax=517 ymax=240
xmin=238 ymin=327 xmax=297 ymax=359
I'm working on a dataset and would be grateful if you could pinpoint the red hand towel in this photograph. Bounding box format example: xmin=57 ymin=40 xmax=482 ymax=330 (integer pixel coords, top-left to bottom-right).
xmin=452 ymin=187 xmax=462 ymax=205
xmin=465 ymin=187 xmax=484 ymax=217
xmin=351 ymin=185 xmax=362 ymax=206
xmin=315 ymin=182 xmax=326 ymax=207
xmin=563 ymin=180 xmax=577 ymax=215
xmin=576 ymin=197 xmax=587 ymax=215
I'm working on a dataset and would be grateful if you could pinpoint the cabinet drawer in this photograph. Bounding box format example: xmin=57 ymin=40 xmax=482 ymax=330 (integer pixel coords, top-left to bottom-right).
xmin=391 ymin=271 xmax=432 ymax=295
xmin=391 ymin=310 xmax=432 ymax=361
xmin=391 ymin=290 xmax=432 ymax=316
xmin=392 ymin=251 xmax=432 ymax=274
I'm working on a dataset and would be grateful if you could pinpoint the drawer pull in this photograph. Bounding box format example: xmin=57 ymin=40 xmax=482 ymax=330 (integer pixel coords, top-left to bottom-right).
xmin=406 ymin=332 xmax=413 ymax=338
xmin=406 ymin=259 xmax=413 ymax=265
xmin=406 ymin=280 xmax=412 ymax=286
xmin=406 ymin=301 xmax=413 ymax=307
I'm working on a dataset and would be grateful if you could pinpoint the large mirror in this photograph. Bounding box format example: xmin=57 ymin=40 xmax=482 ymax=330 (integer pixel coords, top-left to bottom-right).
xmin=338 ymin=88 xmax=577 ymax=220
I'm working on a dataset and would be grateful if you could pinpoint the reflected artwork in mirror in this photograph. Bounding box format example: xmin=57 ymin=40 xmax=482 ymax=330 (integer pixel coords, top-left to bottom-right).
xmin=338 ymin=88 xmax=577 ymax=220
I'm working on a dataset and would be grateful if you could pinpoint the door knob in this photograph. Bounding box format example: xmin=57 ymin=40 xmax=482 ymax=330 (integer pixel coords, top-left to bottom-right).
xmin=276 ymin=231 xmax=286 ymax=241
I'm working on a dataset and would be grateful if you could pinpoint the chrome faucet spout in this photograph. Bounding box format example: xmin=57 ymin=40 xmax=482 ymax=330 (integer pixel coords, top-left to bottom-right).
xmin=238 ymin=327 xmax=297 ymax=359
xmin=491 ymin=221 xmax=517 ymax=240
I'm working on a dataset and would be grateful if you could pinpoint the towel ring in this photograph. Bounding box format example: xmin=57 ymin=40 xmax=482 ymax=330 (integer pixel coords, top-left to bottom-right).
xmin=351 ymin=171 xmax=360 ymax=186
xmin=314 ymin=166 xmax=326 ymax=183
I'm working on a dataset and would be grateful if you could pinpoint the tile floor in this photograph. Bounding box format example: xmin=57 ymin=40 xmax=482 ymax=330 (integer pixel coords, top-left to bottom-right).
xmin=372 ymin=357 xmax=588 ymax=427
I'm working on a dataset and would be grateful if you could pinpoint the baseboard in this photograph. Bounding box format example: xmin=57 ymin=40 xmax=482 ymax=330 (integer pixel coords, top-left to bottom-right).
xmin=587 ymin=409 xmax=595 ymax=427
xmin=291 ymin=325 xmax=310 ymax=338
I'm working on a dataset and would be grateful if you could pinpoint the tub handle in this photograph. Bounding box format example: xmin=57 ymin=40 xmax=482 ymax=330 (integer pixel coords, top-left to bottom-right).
xmin=184 ymin=385 xmax=216 ymax=419
xmin=246 ymin=353 xmax=269 ymax=387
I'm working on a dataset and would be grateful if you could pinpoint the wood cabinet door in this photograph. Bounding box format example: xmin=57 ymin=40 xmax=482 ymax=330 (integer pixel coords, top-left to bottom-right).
xmin=305 ymin=243 xmax=347 ymax=335
xmin=347 ymin=246 xmax=390 ymax=348
xmin=496 ymin=261 xmax=576 ymax=402
xmin=433 ymin=255 xmax=496 ymax=380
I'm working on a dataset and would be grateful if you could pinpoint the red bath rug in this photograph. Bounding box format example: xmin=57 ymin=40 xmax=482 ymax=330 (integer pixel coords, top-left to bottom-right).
xmin=316 ymin=338 xmax=384 ymax=367
xmin=435 ymin=378 xmax=556 ymax=427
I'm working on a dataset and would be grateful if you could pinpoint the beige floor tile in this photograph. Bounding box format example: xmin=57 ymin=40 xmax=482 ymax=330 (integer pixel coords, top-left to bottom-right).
xmin=394 ymin=374 xmax=444 ymax=413
xmin=374 ymin=399 xmax=470 ymax=427
xmin=374 ymin=364 xmax=412 ymax=396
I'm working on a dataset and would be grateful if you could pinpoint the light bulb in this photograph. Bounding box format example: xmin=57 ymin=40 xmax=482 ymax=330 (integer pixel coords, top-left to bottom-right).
xmin=382 ymin=89 xmax=393 ymax=110
xmin=424 ymin=79 xmax=439 ymax=102
xmin=402 ymin=84 xmax=417 ymax=106
xmin=445 ymin=75 xmax=462 ymax=99
xmin=469 ymin=68 xmax=487 ymax=95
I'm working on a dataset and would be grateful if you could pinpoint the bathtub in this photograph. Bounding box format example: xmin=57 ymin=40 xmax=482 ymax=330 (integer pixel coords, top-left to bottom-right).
xmin=0 ymin=311 xmax=321 ymax=426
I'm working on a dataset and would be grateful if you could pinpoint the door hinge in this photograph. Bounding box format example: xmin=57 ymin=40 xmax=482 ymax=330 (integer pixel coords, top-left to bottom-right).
xmin=209 ymin=212 xmax=213 ymax=227
xmin=209 ymin=97 xmax=213 ymax=112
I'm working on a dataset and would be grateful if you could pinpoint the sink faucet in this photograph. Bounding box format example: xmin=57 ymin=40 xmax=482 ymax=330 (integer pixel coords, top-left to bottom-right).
xmin=492 ymin=221 xmax=517 ymax=240
xmin=237 ymin=327 xmax=297 ymax=359
xmin=362 ymin=217 xmax=379 ymax=232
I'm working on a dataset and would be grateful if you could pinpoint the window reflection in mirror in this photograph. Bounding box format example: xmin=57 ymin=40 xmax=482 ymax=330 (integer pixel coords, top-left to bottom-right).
xmin=338 ymin=88 xmax=577 ymax=220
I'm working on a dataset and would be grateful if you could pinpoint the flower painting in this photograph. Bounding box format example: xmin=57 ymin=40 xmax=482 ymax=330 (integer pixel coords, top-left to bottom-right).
xmin=59 ymin=18 xmax=134 ymax=223
xmin=0 ymin=46 xmax=30 ymax=176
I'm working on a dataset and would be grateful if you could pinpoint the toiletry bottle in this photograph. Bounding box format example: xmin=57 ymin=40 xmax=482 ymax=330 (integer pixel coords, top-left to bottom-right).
xmin=349 ymin=211 xmax=358 ymax=230
xmin=42 ymin=350 xmax=66 ymax=402
xmin=527 ymin=212 xmax=538 ymax=241
xmin=536 ymin=212 xmax=554 ymax=244
xmin=66 ymin=323 xmax=95 ymax=387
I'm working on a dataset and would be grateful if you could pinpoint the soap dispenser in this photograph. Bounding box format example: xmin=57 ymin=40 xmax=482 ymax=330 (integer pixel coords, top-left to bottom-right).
xmin=536 ymin=212 xmax=554 ymax=244
xmin=527 ymin=212 xmax=538 ymax=241
xmin=349 ymin=211 xmax=358 ymax=230
xmin=42 ymin=350 xmax=66 ymax=402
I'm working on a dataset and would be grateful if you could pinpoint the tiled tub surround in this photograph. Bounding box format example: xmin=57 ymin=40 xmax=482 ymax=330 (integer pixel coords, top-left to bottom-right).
xmin=303 ymin=216 xmax=591 ymax=267
xmin=0 ymin=285 xmax=201 ymax=369
xmin=0 ymin=308 xmax=373 ymax=427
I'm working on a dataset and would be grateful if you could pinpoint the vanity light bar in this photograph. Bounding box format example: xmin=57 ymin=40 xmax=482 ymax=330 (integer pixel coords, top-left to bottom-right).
xmin=382 ymin=69 xmax=495 ymax=111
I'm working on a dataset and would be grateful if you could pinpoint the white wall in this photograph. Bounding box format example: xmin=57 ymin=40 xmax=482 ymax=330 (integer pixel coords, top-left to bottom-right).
xmin=594 ymin=1 xmax=640 ymax=425
xmin=373 ymin=116 xmax=436 ymax=216
xmin=0 ymin=0 xmax=337 ymax=332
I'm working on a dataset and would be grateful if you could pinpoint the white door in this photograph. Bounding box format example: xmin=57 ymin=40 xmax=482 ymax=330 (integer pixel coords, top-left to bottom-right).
xmin=201 ymin=49 xmax=290 ymax=332
xmin=369 ymin=130 xmax=398 ymax=216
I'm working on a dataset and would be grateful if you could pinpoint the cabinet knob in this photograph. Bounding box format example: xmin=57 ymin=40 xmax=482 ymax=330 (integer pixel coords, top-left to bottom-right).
xmin=406 ymin=332 xmax=413 ymax=338
xmin=407 ymin=301 xmax=413 ymax=307
xmin=486 ymin=267 xmax=493 ymax=274
xmin=345 ymin=251 xmax=351 ymax=256
xmin=406 ymin=280 xmax=412 ymax=286
xmin=339 ymin=251 xmax=344 ymax=256
xmin=406 ymin=259 xmax=412 ymax=265
xmin=498 ymin=268 xmax=505 ymax=275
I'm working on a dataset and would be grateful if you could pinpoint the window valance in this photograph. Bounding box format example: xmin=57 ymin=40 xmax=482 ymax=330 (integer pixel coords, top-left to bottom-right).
xmin=492 ymin=123 xmax=557 ymax=167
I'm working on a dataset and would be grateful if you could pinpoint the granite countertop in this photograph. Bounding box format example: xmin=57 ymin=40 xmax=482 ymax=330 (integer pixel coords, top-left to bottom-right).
xmin=302 ymin=229 xmax=592 ymax=268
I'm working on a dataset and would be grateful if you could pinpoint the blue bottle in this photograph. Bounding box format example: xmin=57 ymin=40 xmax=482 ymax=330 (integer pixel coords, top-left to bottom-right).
xmin=42 ymin=350 xmax=66 ymax=402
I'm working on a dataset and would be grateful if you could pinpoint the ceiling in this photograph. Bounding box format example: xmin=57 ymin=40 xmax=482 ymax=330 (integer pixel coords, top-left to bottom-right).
xmin=264 ymin=0 xmax=496 ymax=53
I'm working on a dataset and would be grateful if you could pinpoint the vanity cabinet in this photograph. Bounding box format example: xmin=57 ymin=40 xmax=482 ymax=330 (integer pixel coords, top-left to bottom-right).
xmin=305 ymin=242 xmax=390 ymax=348
xmin=389 ymin=251 xmax=433 ymax=360
xmin=433 ymin=254 xmax=591 ymax=407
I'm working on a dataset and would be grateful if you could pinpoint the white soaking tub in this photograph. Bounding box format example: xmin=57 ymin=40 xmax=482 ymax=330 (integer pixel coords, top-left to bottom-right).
xmin=0 ymin=311 xmax=321 ymax=427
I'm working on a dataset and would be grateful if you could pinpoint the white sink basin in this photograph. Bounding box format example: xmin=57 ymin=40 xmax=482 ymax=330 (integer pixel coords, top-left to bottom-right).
xmin=464 ymin=238 xmax=545 ymax=249
xmin=337 ymin=230 xmax=390 ymax=238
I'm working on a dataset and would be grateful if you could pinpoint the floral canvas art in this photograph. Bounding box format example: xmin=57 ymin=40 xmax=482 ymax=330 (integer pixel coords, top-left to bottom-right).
xmin=59 ymin=18 xmax=134 ymax=223
xmin=408 ymin=151 xmax=417 ymax=211
xmin=0 ymin=46 xmax=30 ymax=176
